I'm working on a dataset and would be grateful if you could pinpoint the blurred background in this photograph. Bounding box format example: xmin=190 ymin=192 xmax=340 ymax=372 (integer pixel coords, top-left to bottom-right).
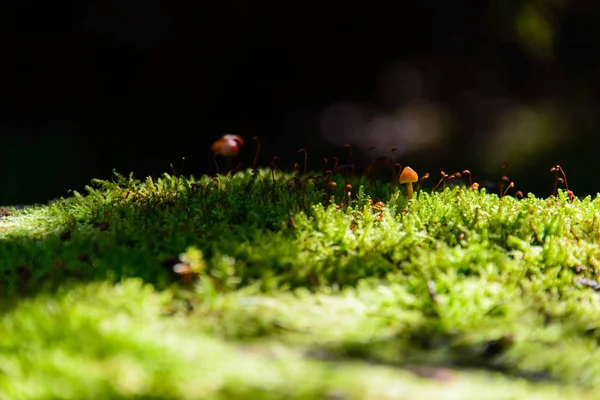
xmin=3 ymin=0 xmax=600 ymax=204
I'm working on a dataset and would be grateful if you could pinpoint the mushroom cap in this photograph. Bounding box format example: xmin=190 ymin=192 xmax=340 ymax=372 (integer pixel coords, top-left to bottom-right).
xmin=211 ymin=134 xmax=244 ymax=156
xmin=223 ymin=134 xmax=244 ymax=147
xmin=399 ymin=166 xmax=418 ymax=184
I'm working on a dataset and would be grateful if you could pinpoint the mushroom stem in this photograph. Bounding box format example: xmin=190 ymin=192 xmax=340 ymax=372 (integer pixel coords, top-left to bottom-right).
xmin=223 ymin=156 xmax=232 ymax=173
xmin=406 ymin=182 xmax=414 ymax=200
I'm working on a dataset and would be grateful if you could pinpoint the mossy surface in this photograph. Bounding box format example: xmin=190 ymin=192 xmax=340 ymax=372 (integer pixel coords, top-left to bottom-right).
xmin=1 ymin=169 xmax=600 ymax=399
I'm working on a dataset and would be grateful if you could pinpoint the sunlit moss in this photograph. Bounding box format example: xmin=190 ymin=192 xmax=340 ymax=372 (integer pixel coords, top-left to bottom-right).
xmin=1 ymin=169 xmax=600 ymax=398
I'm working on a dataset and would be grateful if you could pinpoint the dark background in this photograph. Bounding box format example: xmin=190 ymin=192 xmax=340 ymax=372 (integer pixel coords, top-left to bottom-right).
xmin=3 ymin=0 xmax=600 ymax=204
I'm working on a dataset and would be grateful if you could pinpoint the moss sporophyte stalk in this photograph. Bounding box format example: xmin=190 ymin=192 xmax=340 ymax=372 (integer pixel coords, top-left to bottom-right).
xmin=1 ymin=143 xmax=600 ymax=399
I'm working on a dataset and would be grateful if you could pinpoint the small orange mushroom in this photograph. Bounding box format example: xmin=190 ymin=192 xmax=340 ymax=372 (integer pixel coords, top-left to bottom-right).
xmin=211 ymin=134 xmax=244 ymax=157
xmin=399 ymin=166 xmax=419 ymax=200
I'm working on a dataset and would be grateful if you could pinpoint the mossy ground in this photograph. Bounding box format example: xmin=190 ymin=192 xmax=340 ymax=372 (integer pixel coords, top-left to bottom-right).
xmin=1 ymin=168 xmax=600 ymax=399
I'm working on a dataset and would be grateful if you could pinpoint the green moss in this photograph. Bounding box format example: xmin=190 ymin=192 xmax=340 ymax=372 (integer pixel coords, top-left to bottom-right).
xmin=1 ymin=168 xmax=600 ymax=398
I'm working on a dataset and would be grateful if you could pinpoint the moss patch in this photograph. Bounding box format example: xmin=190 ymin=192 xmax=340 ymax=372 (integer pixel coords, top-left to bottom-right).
xmin=1 ymin=169 xmax=600 ymax=398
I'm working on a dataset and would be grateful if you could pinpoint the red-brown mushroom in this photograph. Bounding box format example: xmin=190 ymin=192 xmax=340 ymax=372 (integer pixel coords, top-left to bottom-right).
xmin=211 ymin=134 xmax=244 ymax=157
